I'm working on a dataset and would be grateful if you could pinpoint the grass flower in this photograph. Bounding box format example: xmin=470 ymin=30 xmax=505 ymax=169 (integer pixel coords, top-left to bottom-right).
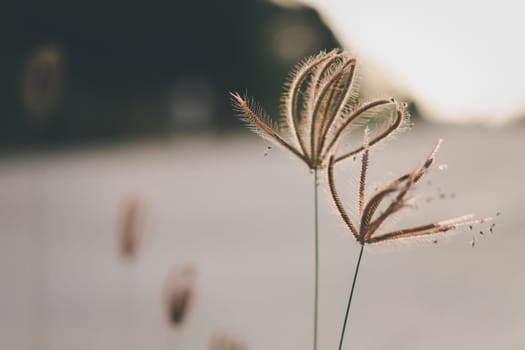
xmin=231 ymin=49 xmax=408 ymax=350
xmin=117 ymin=196 xmax=145 ymax=260
xmin=328 ymin=135 xmax=484 ymax=245
xmin=210 ymin=333 xmax=247 ymax=350
xmin=163 ymin=264 xmax=197 ymax=327
xmin=231 ymin=49 xmax=408 ymax=170
xmin=327 ymin=131 xmax=489 ymax=349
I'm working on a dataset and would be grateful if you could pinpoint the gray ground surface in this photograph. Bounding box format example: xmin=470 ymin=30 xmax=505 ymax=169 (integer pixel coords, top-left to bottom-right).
xmin=0 ymin=124 xmax=523 ymax=350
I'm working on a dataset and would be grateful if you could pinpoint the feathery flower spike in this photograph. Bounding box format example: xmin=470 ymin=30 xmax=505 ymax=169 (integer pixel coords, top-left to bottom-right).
xmin=210 ymin=333 xmax=247 ymax=350
xmin=333 ymin=137 xmax=491 ymax=350
xmin=231 ymin=50 xmax=409 ymax=169
xmin=328 ymin=138 xmax=490 ymax=244
xmin=232 ymin=50 xmax=409 ymax=350
xmin=163 ymin=264 xmax=197 ymax=327
xmin=117 ymin=196 xmax=145 ymax=260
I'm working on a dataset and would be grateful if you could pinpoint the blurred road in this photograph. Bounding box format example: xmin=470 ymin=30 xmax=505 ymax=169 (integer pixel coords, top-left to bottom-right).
xmin=0 ymin=124 xmax=523 ymax=350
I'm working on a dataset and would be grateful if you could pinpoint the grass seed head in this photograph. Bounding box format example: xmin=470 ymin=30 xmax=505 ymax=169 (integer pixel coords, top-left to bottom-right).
xmin=328 ymin=138 xmax=490 ymax=245
xmin=231 ymin=50 xmax=409 ymax=170
xmin=163 ymin=264 xmax=197 ymax=327
xmin=210 ymin=333 xmax=247 ymax=350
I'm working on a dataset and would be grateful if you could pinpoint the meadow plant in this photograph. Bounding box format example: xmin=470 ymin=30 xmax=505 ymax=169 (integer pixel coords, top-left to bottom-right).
xmin=232 ymin=49 xmax=408 ymax=350
xmin=327 ymin=131 xmax=490 ymax=349
xmin=232 ymin=49 xmax=491 ymax=349
xmin=210 ymin=333 xmax=247 ymax=350
xmin=163 ymin=264 xmax=197 ymax=327
xmin=117 ymin=196 xmax=145 ymax=260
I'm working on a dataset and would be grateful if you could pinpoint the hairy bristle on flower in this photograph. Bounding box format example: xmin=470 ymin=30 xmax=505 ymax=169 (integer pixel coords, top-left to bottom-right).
xmin=233 ymin=50 xmax=412 ymax=170
xmin=328 ymin=138 xmax=486 ymax=245
xmin=328 ymin=155 xmax=359 ymax=239
xmin=317 ymin=60 xmax=357 ymax=153
xmin=366 ymin=222 xmax=452 ymax=244
xmin=363 ymin=140 xmax=442 ymax=239
xmin=230 ymin=92 xmax=306 ymax=163
xmin=367 ymin=213 xmax=491 ymax=244
xmin=282 ymin=51 xmax=338 ymax=159
xmin=333 ymin=101 xmax=409 ymax=163
xmin=322 ymin=99 xmax=390 ymax=159
xmin=438 ymin=214 xmax=492 ymax=227
xmin=358 ymin=128 xmax=370 ymax=216
xmin=309 ymin=57 xmax=357 ymax=163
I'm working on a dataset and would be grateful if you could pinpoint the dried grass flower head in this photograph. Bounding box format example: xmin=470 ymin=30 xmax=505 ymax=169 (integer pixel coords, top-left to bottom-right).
xmin=328 ymin=133 xmax=489 ymax=245
xmin=163 ymin=264 xmax=197 ymax=327
xmin=117 ymin=195 xmax=145 ymax=260
xmin=210 ymin=333 xmax=247 ymax=350
xmin=231 ymin=49 xmax=410 ymax=170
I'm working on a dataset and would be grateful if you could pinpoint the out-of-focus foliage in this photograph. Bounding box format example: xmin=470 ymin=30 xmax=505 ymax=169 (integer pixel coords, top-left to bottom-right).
xmin=1 ymin=0 xmax=339 ymax=148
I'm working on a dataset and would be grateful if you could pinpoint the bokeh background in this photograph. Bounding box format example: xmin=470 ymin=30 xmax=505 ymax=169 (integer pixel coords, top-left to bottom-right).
xmin=1 ymin=0 xmax=524 ymax=349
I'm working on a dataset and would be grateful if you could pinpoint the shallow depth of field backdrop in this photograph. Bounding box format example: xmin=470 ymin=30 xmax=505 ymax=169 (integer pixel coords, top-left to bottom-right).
xmin=1 ymin=0 xmax=524 ymax=349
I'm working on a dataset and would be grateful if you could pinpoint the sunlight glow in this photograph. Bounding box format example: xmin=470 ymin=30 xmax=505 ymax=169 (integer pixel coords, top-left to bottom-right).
xmin=294 ymin=0 xmax=525 ymax=124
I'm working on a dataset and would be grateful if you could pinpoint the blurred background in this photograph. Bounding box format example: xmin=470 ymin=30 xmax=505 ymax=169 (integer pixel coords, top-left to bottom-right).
xmin=1 ymin=0 xmax=524 ymax=349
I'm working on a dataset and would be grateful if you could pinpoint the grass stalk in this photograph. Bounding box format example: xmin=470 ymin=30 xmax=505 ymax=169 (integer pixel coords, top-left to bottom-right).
xmin=338 ymin=244 xmax=364 ymax=350
xmin=313 ymin=169 xmax=319 ymax=350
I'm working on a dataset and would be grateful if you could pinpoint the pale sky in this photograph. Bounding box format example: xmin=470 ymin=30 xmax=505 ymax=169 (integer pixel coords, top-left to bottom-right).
xmin=283 ymin=0 xmax=525 ymax=124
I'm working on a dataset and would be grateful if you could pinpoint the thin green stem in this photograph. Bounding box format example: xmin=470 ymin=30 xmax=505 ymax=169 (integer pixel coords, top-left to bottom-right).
xmin=313 ymin=169 xmax=319 ymax=350
xmin=338 ymin=244 xmax=365 ymax=350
